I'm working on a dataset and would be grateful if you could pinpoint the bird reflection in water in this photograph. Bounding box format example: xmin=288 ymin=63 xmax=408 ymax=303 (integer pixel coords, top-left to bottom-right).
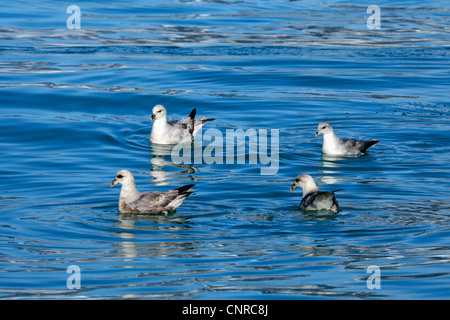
xmin=149 ymin=143 xmax=199 ymax=186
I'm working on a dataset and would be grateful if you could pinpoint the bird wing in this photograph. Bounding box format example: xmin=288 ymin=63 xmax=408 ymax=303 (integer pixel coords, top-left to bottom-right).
xmin=165 ymin=120 xmax=193 ymax=142
xmin=128 ymin=185 xmax=195 ymax=213
xmin=129 ymin=190 xmax=178 ymax=212
xmin=178 ymin=109 xmax=196 ymax=135
xmin=193 ymin=117 xmax=215 ymax=137
xmin=341 ymin=138 xmax=379 ymax=153
xmin=171 ymin=109 xmax=214 ymax=138
xmin=300 ymin=191 xmax=338 ymax=212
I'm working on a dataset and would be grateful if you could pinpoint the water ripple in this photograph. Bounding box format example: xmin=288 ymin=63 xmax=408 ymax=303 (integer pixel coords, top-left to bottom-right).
xmin=1 ymin=0 xmax=449 ymax=299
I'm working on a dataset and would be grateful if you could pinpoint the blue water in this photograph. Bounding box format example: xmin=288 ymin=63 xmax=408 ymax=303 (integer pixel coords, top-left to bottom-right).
xmin=1 ymin=0 xmax=449 ymax=299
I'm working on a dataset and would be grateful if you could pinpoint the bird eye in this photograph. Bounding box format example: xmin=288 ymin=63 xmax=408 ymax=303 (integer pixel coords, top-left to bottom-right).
xmin=117 ymin=174 xmax=123 ymax=179
xmin=157 ymin=110 xmax=162 ymax=113
xmin=321 ymin=126 xmax=326 ymax=129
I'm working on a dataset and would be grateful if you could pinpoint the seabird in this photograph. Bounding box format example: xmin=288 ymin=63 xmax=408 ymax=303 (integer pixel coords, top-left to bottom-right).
xmin=110 ymin=169 xmax=194 ymax=214
xmin=150 ymin=104 xmax=214 ymax=144
xmin=290 ymin=173 xmax=340 ymax=213
xmin=315 ymin=122 xmax=379 ymax=155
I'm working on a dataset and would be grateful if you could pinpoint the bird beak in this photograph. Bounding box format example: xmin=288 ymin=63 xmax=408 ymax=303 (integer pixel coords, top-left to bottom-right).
xmin=315 ymin=132 xmax=319 ymax=137
xmin=290 ymin=183 xmax=297 ymax=192
xmin=110 ymin=179 xmax=118 ymax=187
xmin=150 ymin=114 xmax=155 ymax=121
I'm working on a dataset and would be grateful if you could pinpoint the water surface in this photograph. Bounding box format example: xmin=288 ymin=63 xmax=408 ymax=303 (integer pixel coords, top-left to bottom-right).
xmin=0 ymin=0 xmax=449 ymax=299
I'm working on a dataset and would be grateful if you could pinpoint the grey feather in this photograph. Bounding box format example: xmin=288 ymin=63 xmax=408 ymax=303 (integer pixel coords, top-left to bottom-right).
xmin=300 ymin=191 xmax=339 ymax=213
xmin=341 ymin=138 xmax=379 ymax=154
xmin=111 ymin=170 xmax=194 ymax=214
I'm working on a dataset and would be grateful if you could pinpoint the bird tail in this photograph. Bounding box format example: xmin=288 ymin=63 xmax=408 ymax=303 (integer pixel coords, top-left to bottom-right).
xmin=200 ymin=118 xmax=215 ymax=123
xmin=175 ymin=184 xmax=195 ymax=195
xmin=361 ymin=139 xmax=379 ymax=153
xmin=167 ymin=184 xmax=195 ymax=211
